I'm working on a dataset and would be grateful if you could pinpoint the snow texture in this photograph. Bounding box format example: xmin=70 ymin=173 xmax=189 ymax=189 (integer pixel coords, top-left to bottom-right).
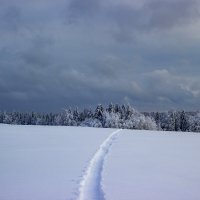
xmin=0 ymin=124 xmax=111 ymax=200
xmin=103 ymin=130 xmax=200 ymax=200
xmin=1 ymin=125 xmax=200 ymax=200
xmin=77 ymin=129 xmax=121 ymax=200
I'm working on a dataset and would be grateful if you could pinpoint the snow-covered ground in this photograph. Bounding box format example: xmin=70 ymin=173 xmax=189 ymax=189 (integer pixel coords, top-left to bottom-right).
xmin=0 ymin=125 xmax=111 ymax=200
xmin=0 ymin=125 xmax=200 ymax=200
xmin=103 ymin=130 xmax=200 ymax=200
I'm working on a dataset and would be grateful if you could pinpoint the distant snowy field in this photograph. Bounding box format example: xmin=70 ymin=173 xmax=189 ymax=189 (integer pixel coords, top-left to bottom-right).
xmin=0 ymin=125 xmax=200 ymax=200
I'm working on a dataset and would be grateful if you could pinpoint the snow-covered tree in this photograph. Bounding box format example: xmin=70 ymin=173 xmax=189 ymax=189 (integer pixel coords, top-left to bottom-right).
xmin=179 ymin=111 xmax=189 ymax=132
xmin=103 ymin=111 xmax=121 ymax=128
xmin=0 ymin=106 xmax=199 ymax=132
xmin=80 ymin=118 xmax=102 ymax=127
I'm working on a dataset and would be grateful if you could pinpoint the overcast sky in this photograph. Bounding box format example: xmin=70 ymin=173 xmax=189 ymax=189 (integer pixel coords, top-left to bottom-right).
xmin=0 ymin=0 xmax=200 ymax=112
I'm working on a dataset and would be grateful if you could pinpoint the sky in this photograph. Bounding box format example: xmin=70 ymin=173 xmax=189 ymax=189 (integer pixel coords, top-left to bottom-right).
xmin=0 ymin=0 xmax=200 ymax=112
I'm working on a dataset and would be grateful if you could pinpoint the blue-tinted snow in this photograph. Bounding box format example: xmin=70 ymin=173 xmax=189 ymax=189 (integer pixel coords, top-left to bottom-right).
xmin=77 ymin=129 xmax=121 ymax=200
xmin=1 ymin=125 xmax=200 ymax=200
xmin=0 ymin=125 xmax=111 ymax=200
xmin=103 ymin=130 xmax=200 ymax=200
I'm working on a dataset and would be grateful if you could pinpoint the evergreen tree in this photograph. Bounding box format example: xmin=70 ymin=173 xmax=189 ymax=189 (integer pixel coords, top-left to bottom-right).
xmin=179 ymin=111 xmax=189 ymax=132
xmin=94 ymin=104 xmax=104 ymax=123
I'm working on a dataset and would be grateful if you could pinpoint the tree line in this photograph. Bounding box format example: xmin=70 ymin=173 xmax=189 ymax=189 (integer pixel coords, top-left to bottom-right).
xmin=0 ymin=104 xmax=200 ymax=132
xmin=144 ymin=110 xmax=200 ymax=132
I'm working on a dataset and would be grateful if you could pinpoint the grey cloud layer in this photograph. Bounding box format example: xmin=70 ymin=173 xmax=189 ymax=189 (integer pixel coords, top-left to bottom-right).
xmin=0 ymin=0 xmax=200 ymax=111
xmin=67 ymin=0 xmax=200 ymax=39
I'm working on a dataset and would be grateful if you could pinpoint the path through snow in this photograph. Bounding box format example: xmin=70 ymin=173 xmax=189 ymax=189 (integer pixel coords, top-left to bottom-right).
xmin=77 ymin=129 xmax=121 ymax=200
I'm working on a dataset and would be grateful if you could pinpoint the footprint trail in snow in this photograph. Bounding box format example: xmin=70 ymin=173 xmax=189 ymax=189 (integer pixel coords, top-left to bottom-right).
xmin=77 ymin=129 xmax=121 ymax=200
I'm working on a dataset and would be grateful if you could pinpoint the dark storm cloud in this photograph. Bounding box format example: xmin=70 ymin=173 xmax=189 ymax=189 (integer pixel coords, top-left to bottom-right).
xmin=22 ymin=36 xmax=54 ymax=67
xmin=67 ymin=0 xmax=101 ymax=20
xmin=112 ymin=0 xmax=199 ymax=40
xmin=0 ymin=0 xmax=200 ymax=111
xmin=143 ymin=0 xmax=199 ymax=28
xmin=67 ymin=0 xmax=200 ymax=39
xmin=0 ymin=5 xmax=22 ymax=31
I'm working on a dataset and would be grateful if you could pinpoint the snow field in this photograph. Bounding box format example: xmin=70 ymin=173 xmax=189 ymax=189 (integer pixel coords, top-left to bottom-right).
xmin=103 ymin=130 xmax=200 ymax=200
xmin=1 ymin=125 xmax=200 ymax=200
xmin=0 ymin=125 xmax=112 ymax=200
xmin=77 ymin=129 xmax=121 ymax=200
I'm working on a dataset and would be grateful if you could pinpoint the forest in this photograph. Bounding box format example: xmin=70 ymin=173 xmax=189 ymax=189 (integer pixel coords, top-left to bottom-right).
xmin=0 ymin=104 xmax=200 ymax=132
